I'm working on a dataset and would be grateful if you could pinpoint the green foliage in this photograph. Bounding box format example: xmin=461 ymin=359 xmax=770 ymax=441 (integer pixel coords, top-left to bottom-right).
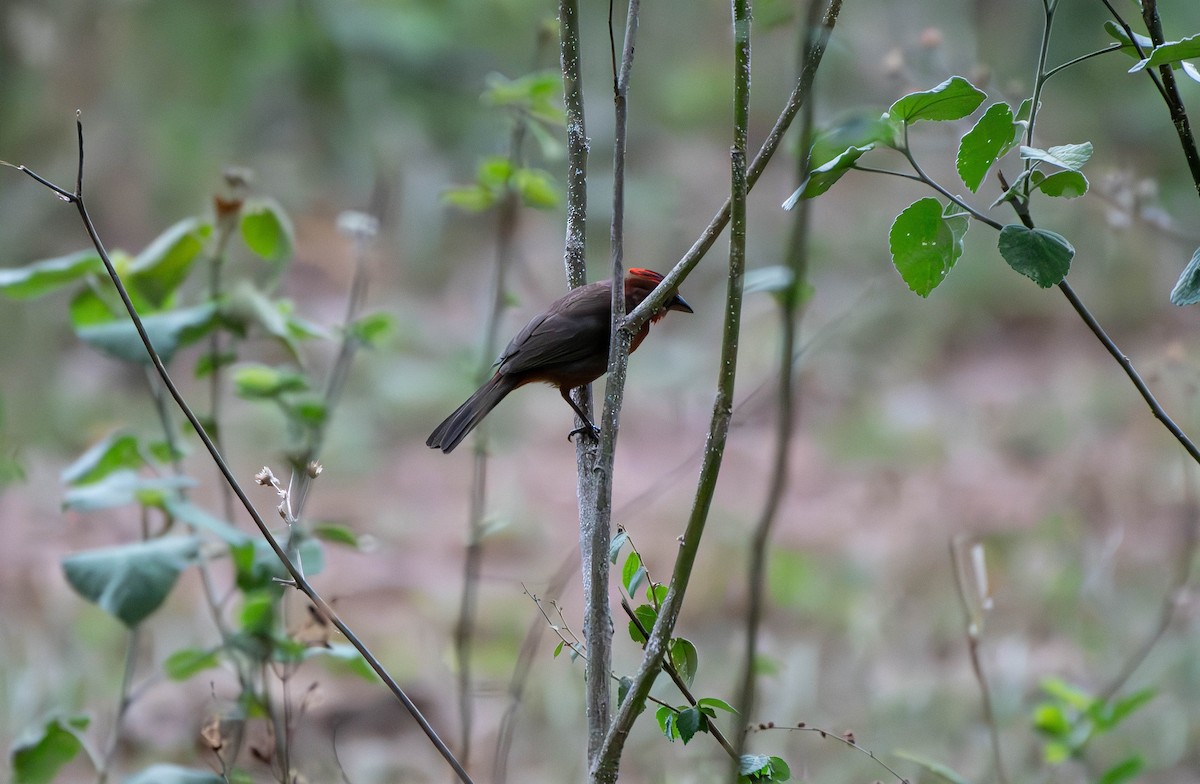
xmin=885 ymin=76 xmax=986 ymax=124
xmin=738 ymin=753 xmax=791 ymax=781
xmin=1032 ymin=678 xmax=1155 ymax=782
xmin=888 ymin=198 xmax=970 ymax=297
xmin=163 ymin=647 xmax=222 ymax=680
xmin=799 ymin=74 xmax=1090 ymax=296
xmin=9 ymin=715 xmax=89 ymax=784
xmin=622 ymin=551 xmax=646 ymax=598
xmin=957 ymin=102 xmax=1024 ymax=193
xmin=996 ymin=225 xmax=1073 ymax=288
xmin=62 ymin=537 xmax=201 ymax=627
xmin=239 ymin=197 xmax=294 ymax=262
xmin=1169 ymin=247 xmax=1200 ymax=305
xmin=0 ymin=251 xmax=102 ymax=299
xmin=1128 ymin=33 xmax=1200 ymax=74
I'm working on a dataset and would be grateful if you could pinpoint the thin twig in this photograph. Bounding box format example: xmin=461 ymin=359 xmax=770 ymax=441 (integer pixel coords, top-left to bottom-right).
xmin=750 ymin=723 xmax=911 ymax=784
xmin=619 ymin=598 xmax=738 ymax=760
xmin=624 ymin=0 xmax=842 ymax=331
xmin=454 ymin=57 xmax=536 ymax=768
xmin=949 ymin=539 xmax=1009 ymax=784
xmin=732 ymin=2 xmax=821 ymax=768
xmin=582 ymin=0 xmax=642 ymax=772
xmin=12 ymin=117 xmax=475 ymax=784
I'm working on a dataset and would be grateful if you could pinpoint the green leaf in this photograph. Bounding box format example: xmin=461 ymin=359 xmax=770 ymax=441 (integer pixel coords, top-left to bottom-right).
xmin=74 ymin=302 xmax=218 ymax=365
xmin=1104 ymin=20 xmax=1155 ymax=60
xmin=656 ymin=706 xmax=679 ymax=741
xmin=617 ymin=675 xmax=634 ymax=706
xmin=553 ymin=640 xmax=565 ymax=658
xmin=313 ymin=523 xmax=360 ymax=548
xmin=239 ymin=197 xmax=294 ymax=262
xmin=628 ymin=603 xmax=658 ymax=644
xmin=483 ymin=70 xmax=565 ymax=126
xmin=164 ymin=499 xmax=250 ymax=545
xmin=957 ymin=102 xmax=1020 ymax=192
xmin=887 ymin=76 xmax=986 ymax=124
xmin=1040 ymin=677 xmax=1093 ymax=710
xmin=790 ymin=144 xmax=874 ymax=203
xmin=893 ymin=750 xmax=972 ymax=784
xmin=0 ymin=250 xmax=102 ymax=300
xmin=698 ymin=696 xmax=738 ymax=714
xmin=675 ymin=706 xmax=704 ymax=744
xmin=224 ymin=281 xmax=304 ymax=360
xmin=348 ymin=312 xmax=395 ymax=348
xmin=1092 ymin=688 xmax=1156 ymax=729
xmin=997 ymin=225 xmax=1074 ymax=287
xmin=62 ymin=537 xmax=200 ymax=627
xmin=61 ymin=432 xmax=143 ymax=486
xmin=739 ymin=754 xmax=772 ymax=777
xmin=1032 ymin=702 xmax=1072 ymax=737
xmin=478 ymin=156 xmax=515 ymax=189
xmin=288 ymin=395 xmax=328 ymax=427
xmin=11 ymin=715 xmax=89 ymax=784
xmin=124 ymin=764 xmax=225 ymax=784
xmin=1129 ymin=33 xmax=1200 ymax=73
xmin=1032 ymin=170 xmax=1089 ymax=198
xmin=888 ymin=198 xmax=970 ymax=296
xmin=194 ymin=349 xmax=237 ymax=378
xmin=63 ymin=470 xmax=194 ymax=512
xmin=765 ymin=756 xmax=791 ymax=781
xmin=163 ymin=647 xmax=221 ymax=680
xmin=1097 ymin=755 xmax=1144 ymax=784
xmin=622 ymin=552 xmax=646 ymax=597
xmin=513 ymin=168 xmax=560 ymax=209
xmin=1170 ymin=247 xmax=1200 ymax=305
xmin=127 ymin=217 xmax=212 ymax=307
xmin=1020 ymin=143 xmax=1093 ymax=171
xmin=442 ymin=184 xmax=496 ymax=212
xmin=239 ymin=590 xmax=277 ymax=635
xmin=232 ymin=363 xmax=310 ymax=399
xmin=646 ymin=582 xmax=668 ymax=606
xmin=669 ymin=637 xmax=699 ymax=688
xmin=304 ymin=642 xmax=377 ymax=682
xmin=608 ymin=529 xmax=629 ymax=563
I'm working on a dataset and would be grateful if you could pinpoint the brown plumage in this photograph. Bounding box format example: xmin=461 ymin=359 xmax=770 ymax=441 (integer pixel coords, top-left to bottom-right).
xmin=427 ymin=267 xmax=693 ymax=453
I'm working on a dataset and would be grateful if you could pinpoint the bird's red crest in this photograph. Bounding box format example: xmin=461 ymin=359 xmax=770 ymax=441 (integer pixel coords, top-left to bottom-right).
xmin=629 ymin=267 xmax=664 ymax=282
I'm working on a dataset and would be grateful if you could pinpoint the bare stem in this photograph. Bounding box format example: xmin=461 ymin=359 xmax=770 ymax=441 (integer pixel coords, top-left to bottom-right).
xmin=732 ymin=2 xmax=821 ymax=767
xmin=591 ymin=0 xmax=757 ymax=779
xmin=624 ymin=0 xmax=842 ymax=330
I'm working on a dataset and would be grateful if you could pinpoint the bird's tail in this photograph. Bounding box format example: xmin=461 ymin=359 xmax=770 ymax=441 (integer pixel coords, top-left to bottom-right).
xmin=426 ymin=373 xmax=516 ymax=453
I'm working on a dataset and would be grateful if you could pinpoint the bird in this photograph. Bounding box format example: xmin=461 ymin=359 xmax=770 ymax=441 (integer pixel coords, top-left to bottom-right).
xmin=426 ymin=267 xmax=693 ymax=453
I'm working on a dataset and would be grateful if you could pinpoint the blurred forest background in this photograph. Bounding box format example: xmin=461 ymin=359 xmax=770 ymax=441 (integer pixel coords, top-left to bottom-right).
xmin=3 ymin=0 xmax=1200 ymax=782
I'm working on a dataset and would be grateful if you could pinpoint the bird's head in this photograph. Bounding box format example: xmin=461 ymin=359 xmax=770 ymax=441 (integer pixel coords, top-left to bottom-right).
xmin=625 ymin=267 xmax=693 ymax=320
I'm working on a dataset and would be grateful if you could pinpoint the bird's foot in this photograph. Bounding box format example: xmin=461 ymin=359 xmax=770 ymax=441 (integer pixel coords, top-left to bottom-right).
xmin=567 ymin=424 xmax=601 ymax=444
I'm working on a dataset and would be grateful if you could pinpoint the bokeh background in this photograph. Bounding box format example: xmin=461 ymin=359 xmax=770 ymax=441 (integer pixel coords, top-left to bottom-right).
xmin=3 ymin=0 xmax=1200 ymax=781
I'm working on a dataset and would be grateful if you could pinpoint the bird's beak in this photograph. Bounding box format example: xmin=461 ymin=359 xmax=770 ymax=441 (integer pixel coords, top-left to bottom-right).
xmin=668 ymin=293 xmax=694 ymax=314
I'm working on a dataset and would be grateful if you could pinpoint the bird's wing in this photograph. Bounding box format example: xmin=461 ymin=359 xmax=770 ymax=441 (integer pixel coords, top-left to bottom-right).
xmin=497 ymin=285 xmax=610 ymax=375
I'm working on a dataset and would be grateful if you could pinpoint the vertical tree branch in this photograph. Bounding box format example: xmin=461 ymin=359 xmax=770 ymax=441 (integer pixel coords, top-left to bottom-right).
xmin=732 ymin=1 xmax=821 ymax=764
xmin=1140 ymin=0 xmax=1200 ymax=199
xmin=581 ymin=0 xmax=641 ymax=768
xmin=591 ymin=1 xmax=752 ymax=780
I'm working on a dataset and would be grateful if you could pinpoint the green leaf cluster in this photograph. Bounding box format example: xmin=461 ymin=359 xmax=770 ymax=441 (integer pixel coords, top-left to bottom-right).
xmin=1033 ymin=678 xmax=1154 ymax=783
xmin=794 ymin=74 xmax=1086 ymax=295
